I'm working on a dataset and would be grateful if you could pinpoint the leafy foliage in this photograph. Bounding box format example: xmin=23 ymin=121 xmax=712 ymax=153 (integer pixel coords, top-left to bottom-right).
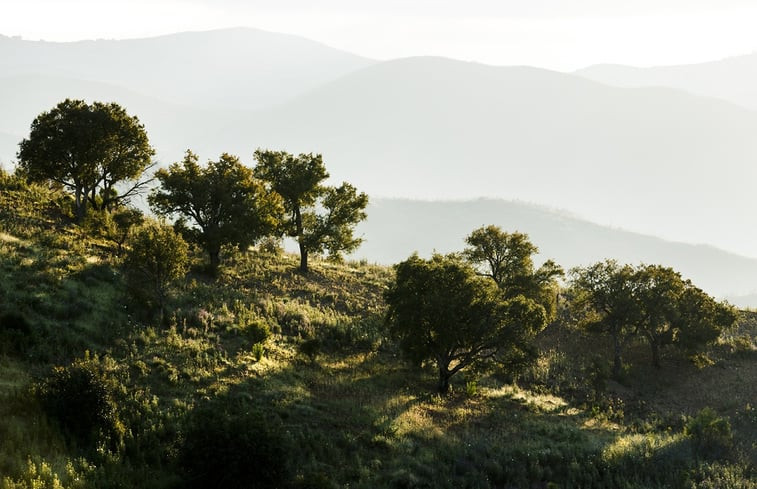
xmin=385 ymin=253 xmax=547 ymax=393
xmin=36 ymin=357 xmax=123 ymax=450
xmin=464 ymin=225 xmax=563 ymax=318
xmin=253 ymin=149 xmax=368 ymax=272
xmin=123 ymin=223 xmax=189 ymax=320
xmin=571 ymin=261 xmax=736 ymax=375
xmin=150 ymin=150 xmax=283 ymax=272
xmin=17 ymin=99 xmax=154 ymax=221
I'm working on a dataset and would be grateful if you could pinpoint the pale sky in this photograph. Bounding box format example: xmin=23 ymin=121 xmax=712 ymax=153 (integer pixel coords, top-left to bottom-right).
xmin=3 ymin=0 xmax=757 ymax=70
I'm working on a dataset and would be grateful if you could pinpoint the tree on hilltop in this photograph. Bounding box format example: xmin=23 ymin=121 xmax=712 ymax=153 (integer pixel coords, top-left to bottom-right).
xmin=385 ymin=253 xmax=547 ymax=393
xmin=253 ymin=149 xmax=368 ymax=273
xmin=17 ymin=99 xmax=154 ymax=221
xmin=464 ymin=225 xmax=563 ymax=319
xmin=149 ymin=150 xmax=283 ymax=273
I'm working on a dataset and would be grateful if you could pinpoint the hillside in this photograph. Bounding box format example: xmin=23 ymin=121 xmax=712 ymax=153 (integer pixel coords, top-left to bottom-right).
xmin=0 ymin=172 xmax=755 ymax=488
xmin=577 ymin=54 xmax=757 ymax=110
xmin=0 ymin=29 xmax=375 ymax=110
xmin=355 ymin=198 xmax=757 ymax=305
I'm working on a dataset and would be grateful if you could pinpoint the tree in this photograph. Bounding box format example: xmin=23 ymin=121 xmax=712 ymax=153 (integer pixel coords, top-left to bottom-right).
xmin=634 ymin=264 xmax=735 ymax=368
xmin=569 ymin=260 xmax=641 ymax=378
xmin=463 ymin=226 xmax=563 ymax=318
xmin=571 ymin=261 xmax=736 ymax=374
xmin=149 ymin=151 xmax=283 ymax=272
xmin=17 ymin=99 xmax=154 ymax=221
xmin=385 ymin=254 xmax=547 ymax=393
xmin=123 ymin=222 xmax=189 ymax=321
xmin=253 ymin=149 xmax=368 ymax=273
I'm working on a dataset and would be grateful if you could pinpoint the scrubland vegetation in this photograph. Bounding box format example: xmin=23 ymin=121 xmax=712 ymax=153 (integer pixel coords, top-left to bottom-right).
xmin=0 ymin=101 xmax=755 ymax=487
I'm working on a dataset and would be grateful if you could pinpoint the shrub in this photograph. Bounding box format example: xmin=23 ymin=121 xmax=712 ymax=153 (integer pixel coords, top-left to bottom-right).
xmin=178 ymin=404 xmax=289 ymax=489
xmin=686 ymin=408 xmax=734 ymax=460
xmin=36 ymin=357 xmax=123 ymax=449
xmin=123 ymin=223 xmax=189 ymax=321
xmin=245 ymin=318 xmax=272 ymax=345
xmin=299 ymin=338 xmax=322 ymax=364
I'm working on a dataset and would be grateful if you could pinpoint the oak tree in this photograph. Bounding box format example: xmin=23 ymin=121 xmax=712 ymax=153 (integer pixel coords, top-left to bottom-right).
xmin=149 ymin=151 xmax=282 ymax=272
xmin=253 ymin=150 xmax=367 ymax=273
xmin=385 ymin=253 xmax=547 ymax=393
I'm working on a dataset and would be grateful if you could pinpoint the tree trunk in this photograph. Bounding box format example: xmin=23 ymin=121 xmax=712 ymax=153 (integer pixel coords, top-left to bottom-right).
xmin=299 ymin=239 xmax=308 ymax=273
xmin=650 ymin=340 xmax=661 ymax=369
xmin=612 ymin=331 xmax=623 ymax=379
xmin=294 ymin=206 xmax=308 ymax=273
xmin=74 ymin=185 xmax=87 ymax=223
xmin=438 ymin=365 xmax=451 ymax=394
xmin=209 ymin=248 xmax=221 ymax=274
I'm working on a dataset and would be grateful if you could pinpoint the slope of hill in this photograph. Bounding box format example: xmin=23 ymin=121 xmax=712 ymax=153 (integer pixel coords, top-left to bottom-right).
xmin=354 ymin=198 xmax=757 ymax=305
xmin=0 ymin=177 xmax=754 ymax=488
xmin=0 ymin=28 xmax=375 ymax=110
xmin=222 ymin=56 xmax=757 ymax=258
xmin=576 ymin=54 xmax=757 ymax=110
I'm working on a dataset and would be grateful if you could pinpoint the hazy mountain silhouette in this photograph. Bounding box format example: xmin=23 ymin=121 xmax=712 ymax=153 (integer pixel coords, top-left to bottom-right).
xmin=355 ymin=198 xmax=757 ymax=306
xmin=0 ymin=29 xmax=375 ymax=110
xmin=222 ymin=56 xmax=757 ymax=257
xmin=0 ymin=74 xmax=216 ymax=163
xmin=576 ymin=54 xmax=757 ymax=110
xmin=3 ymin=33 xmax=757 ymax=300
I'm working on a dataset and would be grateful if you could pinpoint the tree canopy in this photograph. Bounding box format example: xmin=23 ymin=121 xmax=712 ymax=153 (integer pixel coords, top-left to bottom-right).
xmin=570 ymin=261 xmax=736 ymax=376
xmin=149 ymin=150 xmax=283 ymax=272
xmin=17 ymin=99 xmax=154 ymax=221
xmin=464 ymin=226 xmax=563 ymax=318
xmin=253 ymin=149 xmax=368 ymax=273
xmin=385 ymin=253 xmax=548 ymax=393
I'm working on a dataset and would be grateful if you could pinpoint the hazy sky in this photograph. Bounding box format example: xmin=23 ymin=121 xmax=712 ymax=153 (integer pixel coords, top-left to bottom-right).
xmin=3 ymin=0 xmax=757 ymax=70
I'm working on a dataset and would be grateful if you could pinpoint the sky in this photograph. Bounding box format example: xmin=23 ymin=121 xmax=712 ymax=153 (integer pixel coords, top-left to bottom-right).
xmin=3 ymin=0 xmax=757 ymax=70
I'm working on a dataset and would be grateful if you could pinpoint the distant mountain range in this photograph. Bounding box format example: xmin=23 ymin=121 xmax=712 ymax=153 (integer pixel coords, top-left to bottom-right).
xmin=355 ymin=198 xmax=757 ymax=307
xmin=2 ymin=28 xmax=757 ymax=303
xmin=576 ymin=53 xmax=757 ymax=110
xmin=0 ymin=29 xmax=374 ymax=110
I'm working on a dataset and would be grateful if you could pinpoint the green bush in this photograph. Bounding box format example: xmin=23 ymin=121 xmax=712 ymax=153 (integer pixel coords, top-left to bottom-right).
xmin=178 ymin=404 xmax=289 ymax=489
xmin=36 ymin=357 xmax=123 ymax=450
xmin=685 ymin=408 xmax=734 ymax=460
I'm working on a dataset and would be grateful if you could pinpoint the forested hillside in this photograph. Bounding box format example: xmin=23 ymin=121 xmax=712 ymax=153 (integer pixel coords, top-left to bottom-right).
xmin=0 ymin=164 xmax=754 ymax=488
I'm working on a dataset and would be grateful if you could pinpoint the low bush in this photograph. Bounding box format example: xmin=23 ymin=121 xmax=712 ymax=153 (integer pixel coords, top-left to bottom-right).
xmin=36 ymin=357 xmax=123 ymax=450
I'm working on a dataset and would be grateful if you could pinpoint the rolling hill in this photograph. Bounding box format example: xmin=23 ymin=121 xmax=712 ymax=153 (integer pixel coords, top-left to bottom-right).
xmin=576 ymin=53 xmax=757 ymax=110
xmin=354 ymin=198 xmax=757 ymax=305
xmin=0 ymin=28 xmax=375 ymax=110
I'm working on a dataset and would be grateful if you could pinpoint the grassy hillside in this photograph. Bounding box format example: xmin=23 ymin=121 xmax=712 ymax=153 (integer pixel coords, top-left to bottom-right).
xmin=0 ymin=175 xmax=754 ymax=488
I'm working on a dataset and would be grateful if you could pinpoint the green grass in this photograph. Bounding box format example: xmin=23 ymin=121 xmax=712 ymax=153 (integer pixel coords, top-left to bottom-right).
xmin=0 ymin=177 xmax=754 ymax=488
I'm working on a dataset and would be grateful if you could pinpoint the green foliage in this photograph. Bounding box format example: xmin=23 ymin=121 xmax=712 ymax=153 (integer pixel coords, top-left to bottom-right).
xmin=36 ymin=356 xmax=123 ymax=450
xmin=300 ymin=337 xmax=322 ymax=363
xmin=150 ymin=150 xmax=283 ymax=272
xmin=464 ymin=225 xmax=563 ymax=319
xmin=685 ymin=408 xmax=734 ymax=460
xmin=17 ymin=99 xmax=154 ymax=221
xmin=386 ymin=253 xmax=547 ymax=393
xmin=123 ymin=222 xmax=189 ymax=320
xmin=570 ymin=261 xmax=736 ymax=374
xmin=178 ymin=404 xmax=290 ymax=489
xmin=253 ymin=149 xmax=368 ymax=273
